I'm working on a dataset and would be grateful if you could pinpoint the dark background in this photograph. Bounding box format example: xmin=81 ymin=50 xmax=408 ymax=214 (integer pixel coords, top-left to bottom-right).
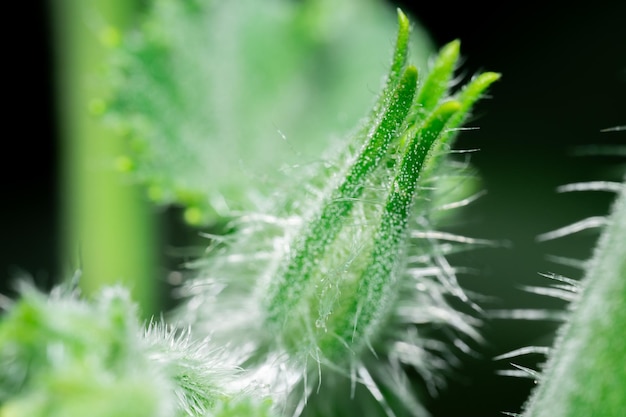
xmin=3 ymin=1 xmax=625 ymax=416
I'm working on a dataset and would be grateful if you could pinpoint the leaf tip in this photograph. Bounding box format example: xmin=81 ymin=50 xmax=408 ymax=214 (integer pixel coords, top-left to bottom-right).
xmin=441 ymin=39 xmax=461 ymax=59
xmin=396 ymin=8 xmax=410 ymax=33
xmin=440 ymin=99 xmax=463 ymax=114
xmin=403 ymin=64 xmax=419 ymax=83
xmin=480 ymin=71 xmax=502 ymax=84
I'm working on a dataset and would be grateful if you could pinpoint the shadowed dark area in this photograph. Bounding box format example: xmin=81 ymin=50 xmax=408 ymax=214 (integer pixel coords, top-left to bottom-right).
xmin=2 ymin=2 xmax=58 ymax=295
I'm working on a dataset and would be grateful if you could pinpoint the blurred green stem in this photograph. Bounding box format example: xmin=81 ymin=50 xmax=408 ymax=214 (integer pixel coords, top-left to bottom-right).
xmin=53 ymin=0 xmax=158 ymax=316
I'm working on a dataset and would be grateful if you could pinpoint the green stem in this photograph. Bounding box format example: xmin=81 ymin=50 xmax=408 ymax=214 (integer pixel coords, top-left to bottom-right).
xmin=522 ymin=177 xmax=626 ymax=417
xmin=53 ymin=0 xmax=158 ymax=316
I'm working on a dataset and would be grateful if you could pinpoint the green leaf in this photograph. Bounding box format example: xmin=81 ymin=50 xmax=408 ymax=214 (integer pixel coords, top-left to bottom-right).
xmin=107 ymin=0 xmax=434 ymax=224
xmin=413 ymin=40 xmax=460 ymax=117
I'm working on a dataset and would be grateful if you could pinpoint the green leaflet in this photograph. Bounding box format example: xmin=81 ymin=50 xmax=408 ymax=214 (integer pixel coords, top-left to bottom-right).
xmin=414 ymin=40 xmax=460 ymax=116
xmin=265 ymin=65 xmax=419 ymax=330
xmin=335 ymin=100 xmax=463 ymax=350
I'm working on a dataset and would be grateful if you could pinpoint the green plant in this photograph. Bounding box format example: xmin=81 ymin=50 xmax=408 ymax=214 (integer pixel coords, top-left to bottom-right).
xmin=1 ymin=1 xmax=625 ymax=417
xmin=170 ymin=10 xmax=499 ymax=416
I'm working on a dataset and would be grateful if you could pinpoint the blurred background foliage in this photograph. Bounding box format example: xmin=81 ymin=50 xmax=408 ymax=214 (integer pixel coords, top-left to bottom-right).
xmin=2 ymin=1 xmax=625 ymax=416
xmin=105 ymin=0 xmax=434 ymax=226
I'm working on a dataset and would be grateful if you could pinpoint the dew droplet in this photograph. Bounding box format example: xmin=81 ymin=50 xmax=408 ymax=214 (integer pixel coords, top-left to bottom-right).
xmin=315 ymin=318 xmax=327 ymax=331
